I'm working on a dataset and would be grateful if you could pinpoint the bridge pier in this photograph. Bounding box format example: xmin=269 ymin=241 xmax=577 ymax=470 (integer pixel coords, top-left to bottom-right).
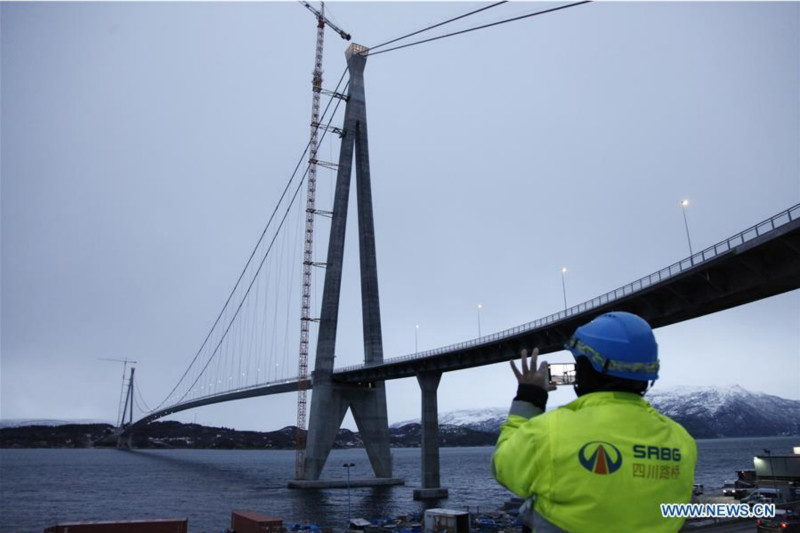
xmin=115 ymin=430 xmax=132 ymax=450
xmin=300 ymin=380 xmax=396 ymax=481
xmin=413 ymin=371 xmax=448 ymax=500
xmin=302 ymin=381 xmax=348 ymax=480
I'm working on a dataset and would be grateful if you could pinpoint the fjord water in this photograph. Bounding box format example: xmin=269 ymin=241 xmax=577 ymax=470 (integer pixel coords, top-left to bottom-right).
xmin=1 ymin=437 xmax=797 ymax=533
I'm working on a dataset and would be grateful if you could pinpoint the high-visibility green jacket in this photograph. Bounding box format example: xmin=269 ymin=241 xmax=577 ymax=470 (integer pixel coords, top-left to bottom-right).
xmin=493 ymin=391 xmax=697 ymax=533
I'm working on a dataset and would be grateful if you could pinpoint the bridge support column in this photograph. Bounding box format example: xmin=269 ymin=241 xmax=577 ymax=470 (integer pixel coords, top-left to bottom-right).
xmin=292 ymin=43 xmax=400 ymax=487
xmin=115 ymin=431 xmax=132 ymax=450
xmin=302 ymin=381 xmax=349 ymax=479
xmin=414 ymin=372 xmax=448 ymax=500
xmin=346 ymin=383 xmax=393 ymax=478
xmin=297 ymin=381 xmax=399 ymax=484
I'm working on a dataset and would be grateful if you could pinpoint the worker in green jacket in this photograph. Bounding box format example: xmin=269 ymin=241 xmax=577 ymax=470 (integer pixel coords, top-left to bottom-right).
xmin=492 ymin=312 xmax=697 ymax=533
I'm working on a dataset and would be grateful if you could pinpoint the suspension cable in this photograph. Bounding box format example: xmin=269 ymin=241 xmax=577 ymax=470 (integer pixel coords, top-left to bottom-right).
xmin=170 ymin=86 xmax=349 ymax=407
xmin=133 ymin=394 xmax=145 ymax=415
xmin=134 ymin=384 xmax=153 ymax=413
xmin=151 ymin=68 xmax=350 ymax=412
xmin=367 ymin=1 xmax=592 ymax=57
xmin=369 ymin=1 xmax=508 ymax=52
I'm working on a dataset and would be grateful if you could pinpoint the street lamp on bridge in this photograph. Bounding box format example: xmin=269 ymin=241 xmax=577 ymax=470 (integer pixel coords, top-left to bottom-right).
xmin=680 ymin=199 xmax=694 ymax=259
xmin=561 ymin=267 xmax=568 ymax=311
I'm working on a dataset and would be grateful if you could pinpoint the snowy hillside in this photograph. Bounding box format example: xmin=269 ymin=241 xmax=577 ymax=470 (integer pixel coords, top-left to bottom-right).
xmin=393 ymin=386 xmax=800 ymax=438
xmin=392 ymin=408 xmax=509 ymax=434
xmin=646 ymin=385 xmax=800 ymax=438
xmin=0 ymin=419 xmax=112 ymax=429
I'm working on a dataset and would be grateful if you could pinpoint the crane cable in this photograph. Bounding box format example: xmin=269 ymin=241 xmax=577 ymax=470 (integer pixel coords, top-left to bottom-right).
xmin=151 ymin=67 xmax=350 ymax=412
xmin=368 ymin=1 xmax=508 ymax=52
xmin=367 ymin=1 xmax=592 ymax=57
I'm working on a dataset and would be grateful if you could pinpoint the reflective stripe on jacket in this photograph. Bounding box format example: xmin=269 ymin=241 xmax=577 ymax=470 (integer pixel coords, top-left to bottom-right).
xmin=492 ymin=391 xmax=697 ymax=533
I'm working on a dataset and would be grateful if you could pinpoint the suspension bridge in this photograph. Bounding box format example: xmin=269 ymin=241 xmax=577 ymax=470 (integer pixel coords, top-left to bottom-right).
xmin=111 ymin=3 xmax=800 ymax=500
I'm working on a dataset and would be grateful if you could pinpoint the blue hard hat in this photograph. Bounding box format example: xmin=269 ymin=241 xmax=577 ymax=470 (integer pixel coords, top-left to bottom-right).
xmin=565 ymin=311 xmax=659 ymax=381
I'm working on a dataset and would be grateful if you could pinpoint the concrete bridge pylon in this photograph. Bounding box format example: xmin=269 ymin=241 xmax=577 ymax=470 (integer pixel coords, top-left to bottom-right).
xmin=291 ymin=43 xmax=402 ymax=487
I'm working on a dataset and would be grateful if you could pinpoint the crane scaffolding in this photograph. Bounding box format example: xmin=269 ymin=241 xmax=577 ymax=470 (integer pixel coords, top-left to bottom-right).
xmin=296 ymin=1 xmax=350 ymax=480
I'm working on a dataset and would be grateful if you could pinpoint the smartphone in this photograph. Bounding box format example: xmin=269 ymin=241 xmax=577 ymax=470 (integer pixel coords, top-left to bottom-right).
xmin=548 ymin=363 xmax=576 ymax=386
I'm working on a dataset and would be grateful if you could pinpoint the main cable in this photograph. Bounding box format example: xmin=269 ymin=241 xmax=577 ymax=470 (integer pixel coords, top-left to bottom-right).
xmin=151 ymin=67 xmax=349 ymax=412
xmin=367 ymin=1 xmax=592 ymax=57
xmin=369 ymin=1 xmax=508 ymax=52
xmin=134 ymin=384 xmax=153 ymax=412
xmin=133 ymin=388 xmax=149 ymax=416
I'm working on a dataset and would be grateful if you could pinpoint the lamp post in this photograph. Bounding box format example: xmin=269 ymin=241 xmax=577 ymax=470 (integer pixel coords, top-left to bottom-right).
xmin=477 ymin=304 xmax=483 ymax=337
xmin=680 ymin=199 xmax=694 ymax=259
xmin=343 ymin=462 xmax=355 ymax=524
xmin=415 ymin=324 xmax=419 ymax=354
xmin=560 ymin=267 xmax=568 ymax=312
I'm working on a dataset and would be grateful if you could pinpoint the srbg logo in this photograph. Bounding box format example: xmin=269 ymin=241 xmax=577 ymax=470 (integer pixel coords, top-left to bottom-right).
xmin=578 ymin=441 xmax=622 ymax=474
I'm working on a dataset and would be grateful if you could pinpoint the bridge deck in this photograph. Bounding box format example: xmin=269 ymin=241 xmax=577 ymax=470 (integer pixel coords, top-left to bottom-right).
xmin=128 ymin=204 xmax=800 ymax=430
xmin=334 ymin=205 xmax=800 ymax=382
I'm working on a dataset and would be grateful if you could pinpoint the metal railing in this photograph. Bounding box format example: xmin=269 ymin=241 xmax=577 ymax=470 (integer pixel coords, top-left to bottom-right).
xmin=335 ymin=203 xmax=800 ymax=374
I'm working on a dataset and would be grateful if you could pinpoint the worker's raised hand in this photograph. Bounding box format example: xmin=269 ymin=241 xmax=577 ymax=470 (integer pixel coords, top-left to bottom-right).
xmin=510 ymin=347 xmax=556 ymax=391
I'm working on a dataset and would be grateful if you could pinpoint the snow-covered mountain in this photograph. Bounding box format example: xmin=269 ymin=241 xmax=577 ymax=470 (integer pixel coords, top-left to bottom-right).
xmin=392 ymin=386 xmax=800 ymax=438
xmin=0 ymin=419 xmax=112 ymax=429
xmin=392 ymin=408 xmax=508 ymax=434
xmin=646 ymin=385 xmax=800 ymax=438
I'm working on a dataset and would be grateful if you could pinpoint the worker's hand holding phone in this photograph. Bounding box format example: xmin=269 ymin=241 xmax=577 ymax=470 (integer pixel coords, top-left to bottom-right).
xmin=510 ymin=348 xmax=557 ymax=391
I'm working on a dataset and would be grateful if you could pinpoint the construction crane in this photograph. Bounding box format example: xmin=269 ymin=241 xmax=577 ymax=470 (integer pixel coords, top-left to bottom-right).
xmin=295 ymin=1 xmax=350 ymax=480
xmin=98 ymin=357 xmax=137 ymax=427
xmin=300 ymin=2 xmax=351 ymax=41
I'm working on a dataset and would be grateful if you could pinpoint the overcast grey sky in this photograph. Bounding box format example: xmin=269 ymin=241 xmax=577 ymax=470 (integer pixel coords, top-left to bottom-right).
xmin=2 ymin=2 xmax=798 ymax=431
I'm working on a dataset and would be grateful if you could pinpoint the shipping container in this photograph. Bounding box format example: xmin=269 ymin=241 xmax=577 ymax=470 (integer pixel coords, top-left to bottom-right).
xmin=43 ymin=518 xmax=188 ymax=533
xmin=231 ymin=510 xmax=283 ymax=533
xmin=349 ymin=518 xmax=372 ymax=530
xmin=423 ymin=509 xmax=469 ymax=533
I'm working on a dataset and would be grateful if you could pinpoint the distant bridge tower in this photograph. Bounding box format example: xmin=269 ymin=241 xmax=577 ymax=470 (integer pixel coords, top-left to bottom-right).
xmin=297 ymin=43 xmax=397 ymax=483
xmin=116 ymin=366 xmax=136 ymax=449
